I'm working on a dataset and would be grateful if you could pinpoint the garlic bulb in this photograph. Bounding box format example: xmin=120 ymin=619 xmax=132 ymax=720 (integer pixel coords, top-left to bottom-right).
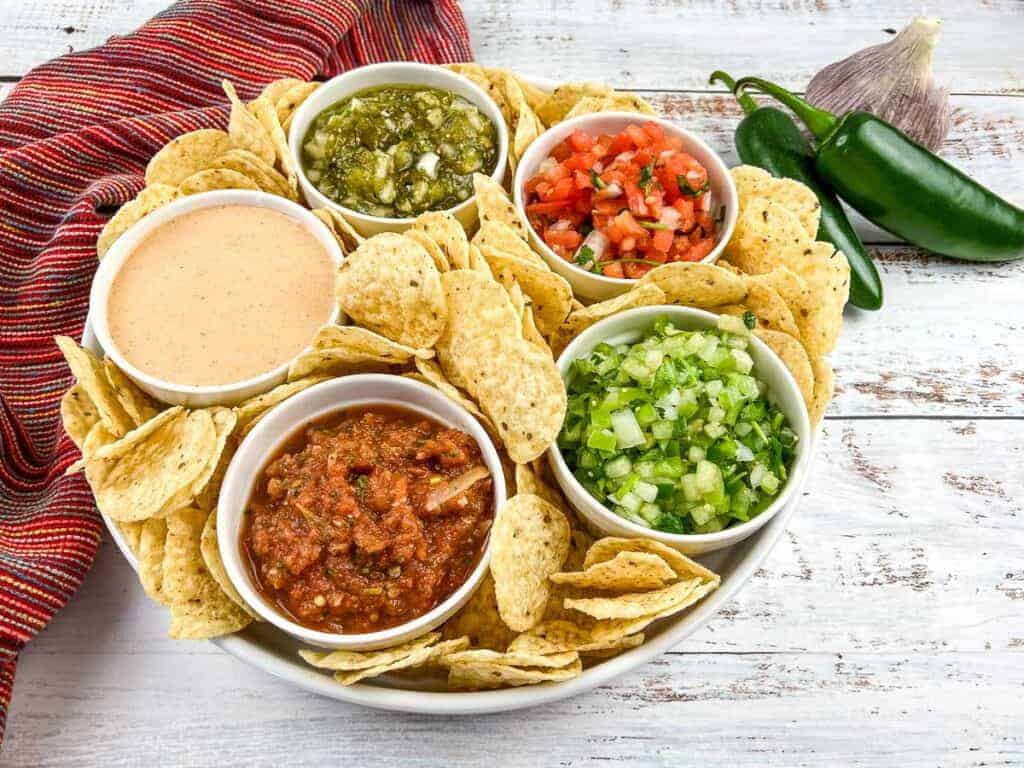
xmin=805 ymin=17 xmax=952 ymax=151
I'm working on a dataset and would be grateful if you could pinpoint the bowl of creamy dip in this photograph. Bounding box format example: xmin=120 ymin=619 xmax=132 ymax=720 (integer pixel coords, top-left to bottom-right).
xmin=90 ymin=190 xmax=343 ymax=407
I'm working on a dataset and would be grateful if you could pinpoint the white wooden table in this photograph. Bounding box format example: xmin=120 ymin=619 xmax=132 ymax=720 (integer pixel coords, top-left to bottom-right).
xmin=2 ymin=2 xmax=1022 ymax=765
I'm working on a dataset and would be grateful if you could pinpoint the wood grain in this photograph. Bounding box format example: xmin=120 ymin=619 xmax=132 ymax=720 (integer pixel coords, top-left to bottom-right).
xmin=1 ymin=0 xmax=1022 ymax=94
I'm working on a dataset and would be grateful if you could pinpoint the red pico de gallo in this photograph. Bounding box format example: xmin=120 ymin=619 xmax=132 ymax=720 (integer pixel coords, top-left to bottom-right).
xmin=523 ymin=121 xmax=719 ymax=278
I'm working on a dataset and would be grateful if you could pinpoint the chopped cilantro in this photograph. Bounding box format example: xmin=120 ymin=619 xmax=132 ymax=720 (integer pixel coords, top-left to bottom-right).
xmin=590 ymin=169 xmax=607 ymax=190
xmin=639 ymin=161 xmax=655 ymax=190
xmin=574 ymin=245 xmax=599 ymax=272
xmin=742 ymin=310 xmax=756 ymax=330
xmin=678 ymin=175 xmax=710 ymax=197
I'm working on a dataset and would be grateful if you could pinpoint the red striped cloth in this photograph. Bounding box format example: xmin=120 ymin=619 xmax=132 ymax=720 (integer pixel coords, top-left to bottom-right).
xmin=0 ymin=0 xmax=471 ymax=740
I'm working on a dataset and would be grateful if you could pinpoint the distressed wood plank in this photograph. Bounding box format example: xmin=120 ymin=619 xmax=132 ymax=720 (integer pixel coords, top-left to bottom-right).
xmin=5 ymin=420 xmax=1021 ymax=766
xmin=5 ymin=650 xmax=1020 ymax=767
xmin=0 ymin=0 xmax=1022 ymax=95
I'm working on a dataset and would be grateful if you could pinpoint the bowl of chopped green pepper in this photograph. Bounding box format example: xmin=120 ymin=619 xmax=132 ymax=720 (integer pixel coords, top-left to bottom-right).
xmin=549 ymin=305 xmax=812 ymax=555
xmin=288 ymin=62 xmax=508 ymax=237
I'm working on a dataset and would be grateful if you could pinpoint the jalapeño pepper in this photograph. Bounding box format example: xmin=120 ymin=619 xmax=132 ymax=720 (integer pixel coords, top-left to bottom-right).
xmin=709 ymin=72 xmax=882 ymax=310
xmin=733 ymin=76 xmax=1024 ymax=263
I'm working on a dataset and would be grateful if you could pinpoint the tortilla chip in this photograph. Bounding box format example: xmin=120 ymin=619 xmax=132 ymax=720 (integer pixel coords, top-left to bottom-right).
xmin=300 ymin=633 xmax=442 ymax=671
xmin=102 ymin=358 xmax=157 ymax=427
xmin=548 ymin=283 xmax=667 ymax=356
xmin=464 ymin=333 xmax=566 ymax=463
xmin=551 ymin=551 xmax=678 ymax=591
xmin=249 ymin=96 xmax=298 ymax=194
xmin=211 ymin=148 xmax=292 ymax=198
xmin=809 ymin=355 xmax=834 ymax=425
xmin=179 ymin=168 xmax=259 ymax=195
xmin=795 ymin=243 xmax=850 ymax=359
xmin=201 ymin=511 xmax=256 ymax=615
xmin=479 ymin=247 xmax=573 ymax=335
xmin=88 ymin=410 xmax=216 ymax=522
xmin=60 ymin=385 xmax=100 ymax=450
xmin=189 ymin=407 xmax=236 ymax=498
xmin=275 ymin=81 xmax=319 ymax=124
xmin=167 ymin=577 xmax=252 ymax=639
xmin=473 ymin=173 xmax=527 ymax=237
xmin=583 ymin=537 xmax=720 ymax=583
xmin=311 ymin=207 xmax=364 ymax=254
xmin=754 ymin=329 xmax=815 ymax=412
xmin=505 ymin=75 xmax=543 ymax=171
xmin=96 ymin=184 xmax=181 ymax=259
xmin=116 ymin=520 xmax=144 ymax=557
xmin=436 ymin=269 xmax=522 ymax=389
xmin=722 ymin=196 xmax=811 ymax=276
xmin=410 ymin=212 xmax=470 ymax=271
xmin=638 ymin=262 xmax=747 ymax=308
xmin=445 ymin=63 xmax=513 ymax=126
xmin=439 ymin=648 xmax=579 ymax=670
xmin=600 ymin=92 xmax=657 ymax=115
xmin=55 ymin=336 xmax=134 ymax=437
xmin=145 ymin=129 xmax=233 ymax=187
xmin=162 ymin=507 xmax=211 ymax=602
xmin=138 ymin=517 xmax=169 ymax=604
xmin=336 ymin=233 xmax=448 ymax=349
xmin=491 ymin=494 xmax=571 ymax=632
xmin=509 ymin=618 xmax=646 ymax=655
xmin=330 ymin=638 xmax=470 ymax=686
xmin=731 ymin=166 xmax=821 ymax=239
xmin=537 ymin=82 xmax=612 ymax=126
xmin=564 ymin=577 xmax=708 ymax=620
xmin=441 ymin=573 xmax=518 ymax=651
xmin=233 ymin=376 xmax=329 ymax=435
xmin=259 ymin=77 xmax=305 ymax=106
xmin=222 ymin=80 xmax=276 ymax=166
xmin=473 ymin=220 xmax=545 ymax=267
xmin=720 ymin=283 xmax=799 ymax=339
xmin=403 ymin=229 xmax=450 ymax=273
xmin=448 ymin=657 xmax=582 ymax=690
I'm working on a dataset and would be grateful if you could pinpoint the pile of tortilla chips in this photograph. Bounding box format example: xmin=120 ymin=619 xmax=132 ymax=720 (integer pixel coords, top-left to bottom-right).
xmin=59 ymin=68 xmax=845 ymax=690
xmin=96 ymin=78 xmax=319 ymax=258
xmin=546 ymin=165 xmax=848 ymax=424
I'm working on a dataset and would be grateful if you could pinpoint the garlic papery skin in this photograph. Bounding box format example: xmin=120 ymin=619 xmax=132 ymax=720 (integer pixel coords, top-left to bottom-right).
xmin=805 ymin=17 xmax=952 ymax=151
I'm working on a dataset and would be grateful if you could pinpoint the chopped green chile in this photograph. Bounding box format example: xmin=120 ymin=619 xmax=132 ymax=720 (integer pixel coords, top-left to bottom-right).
xmin=301 ymin=85 xmax=498 ymax=217
xmin=558 ymin=317 xmax=798 ymax=534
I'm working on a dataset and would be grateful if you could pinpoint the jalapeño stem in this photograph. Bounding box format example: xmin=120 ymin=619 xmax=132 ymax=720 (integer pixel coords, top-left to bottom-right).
xmin=709 ymin=71 xmax=757 ymax=116
xmin=732 ymin=76 xmax=838 ymax=140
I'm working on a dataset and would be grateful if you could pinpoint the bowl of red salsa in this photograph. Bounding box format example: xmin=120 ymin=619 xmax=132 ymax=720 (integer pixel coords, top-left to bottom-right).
xmin=217 ymin=374 xmax=506 ymax=650
xmin=514 ymin=112 xmax=737 ymax=302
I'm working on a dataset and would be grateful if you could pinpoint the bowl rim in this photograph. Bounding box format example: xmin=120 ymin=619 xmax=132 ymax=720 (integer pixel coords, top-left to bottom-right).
xmin=287 ymin=61 xmax=509 ymax=228
xmin=89 ymin=189 xmax=343 ymax=401
xmin=216 ymin=373 xmax=507 ymax=649
xmin=547 ymin=304 xmax=812 ymax=547
xmin=512 ymin=110 xmax=739 ymax=288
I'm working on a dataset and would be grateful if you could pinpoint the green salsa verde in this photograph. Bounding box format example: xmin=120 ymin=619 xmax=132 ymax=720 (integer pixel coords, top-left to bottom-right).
xmin=301 ymin=85 xmax=499 ymax=218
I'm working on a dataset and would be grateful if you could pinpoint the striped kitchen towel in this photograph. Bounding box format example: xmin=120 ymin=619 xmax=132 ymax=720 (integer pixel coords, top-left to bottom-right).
xmin=0 ymin=0 xmax=471 ymax=742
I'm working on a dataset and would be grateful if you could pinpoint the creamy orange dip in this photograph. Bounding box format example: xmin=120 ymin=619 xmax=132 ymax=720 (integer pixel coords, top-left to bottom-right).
xmin=107 ymin=205 xmax=335 ymax=386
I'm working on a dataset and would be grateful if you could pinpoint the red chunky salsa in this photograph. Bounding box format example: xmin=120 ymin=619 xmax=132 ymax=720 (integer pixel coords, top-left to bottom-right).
xmin=524 ymin=121 xmax=718 ymax=278
xmin=243 ymin=406 xmax=493 ymax=634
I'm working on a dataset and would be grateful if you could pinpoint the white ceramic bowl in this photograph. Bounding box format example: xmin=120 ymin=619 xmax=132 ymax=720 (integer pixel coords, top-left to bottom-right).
xmin=548 ymin=305 xmax=812 ymax=555
xmin=90 ymin=190 xmax=343 ymax=408
xmin=287 ymin=62 xmax=509 ymax=237
xmin=513 ymin=112 xmax=738 ymax=304
xmin=217 ymin=374 xmax=506 ymax=651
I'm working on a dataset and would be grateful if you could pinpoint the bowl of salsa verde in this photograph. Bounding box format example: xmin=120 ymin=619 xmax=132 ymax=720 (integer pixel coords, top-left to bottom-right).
xmin=289 ymin=62 xmax=508 ymax=237
xmin=217 ymin=374 xmax=505 ymax=650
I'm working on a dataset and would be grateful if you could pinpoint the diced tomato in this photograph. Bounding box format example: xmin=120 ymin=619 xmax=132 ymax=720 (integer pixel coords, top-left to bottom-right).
xmin=567 ymin=129 xmax=595 ymax=153
xmin=651 ymin=228 xmax=674 ymax=253
xmin=544 ymin=228 xmax=582 ymax=250
xmin=602 ymin=261 xmax=625 ymax=278
xmin=522 ymin=121 xmax=716 ymax=279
